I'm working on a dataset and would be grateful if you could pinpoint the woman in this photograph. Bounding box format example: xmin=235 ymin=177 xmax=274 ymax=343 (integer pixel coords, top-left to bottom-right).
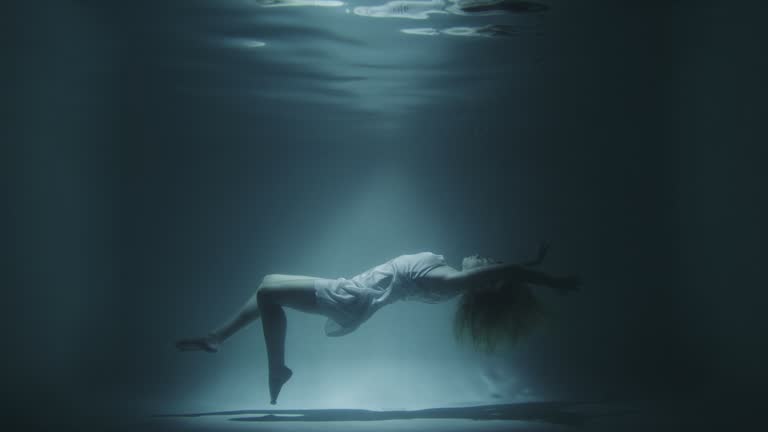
xmin=176 ymin=245 xmax=580 ymax=404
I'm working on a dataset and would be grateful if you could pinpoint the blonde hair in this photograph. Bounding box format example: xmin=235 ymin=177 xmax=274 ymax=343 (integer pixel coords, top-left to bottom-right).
xmin=453 ymin=257 xmax=545 ymax=352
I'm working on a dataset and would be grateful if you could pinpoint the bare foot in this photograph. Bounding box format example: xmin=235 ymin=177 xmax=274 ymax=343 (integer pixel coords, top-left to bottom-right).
xmin=269 ymin=365 xmax=293 ymax=405
xmin=175 ymin=333 xmax=221 ymax=353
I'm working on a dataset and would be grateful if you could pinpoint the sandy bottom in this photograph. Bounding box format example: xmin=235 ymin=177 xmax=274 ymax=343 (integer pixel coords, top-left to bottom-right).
xmin=113 ymin=400 xmax=728 ymax=432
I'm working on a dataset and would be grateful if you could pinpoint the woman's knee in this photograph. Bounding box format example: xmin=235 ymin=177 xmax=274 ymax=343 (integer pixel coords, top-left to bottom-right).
xmin=255 ymin=275 xmax=274 ymax=304
xmin=260 ymin=274 xmax=290 ymax=292
xmin=257 ymin=285 xmax=278 ymax=308
xmin=260 ymin=274 xmax=276 ymax=287
xmin=256 ymin=275 xmax=319 ymax=312
xmin=258 ymin=274 xmax=277 ymax=290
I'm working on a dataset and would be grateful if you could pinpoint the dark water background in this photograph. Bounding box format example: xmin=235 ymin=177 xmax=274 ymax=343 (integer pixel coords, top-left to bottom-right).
xmin=4 ymin=0 xmax=767 ymax=429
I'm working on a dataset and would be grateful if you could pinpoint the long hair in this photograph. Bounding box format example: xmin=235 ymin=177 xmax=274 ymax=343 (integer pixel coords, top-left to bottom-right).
xmin=453 ymin=257 xmax=545 ymax=352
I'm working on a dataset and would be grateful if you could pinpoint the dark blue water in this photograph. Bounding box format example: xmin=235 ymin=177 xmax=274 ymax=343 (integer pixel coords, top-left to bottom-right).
xmin=5 ymin=1 xmax=768 ymax=430
xmin=128 ymin=1 xmax=554 ymax=412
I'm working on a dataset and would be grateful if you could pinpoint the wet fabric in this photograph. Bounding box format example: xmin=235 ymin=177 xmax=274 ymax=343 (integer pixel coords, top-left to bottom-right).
xmin=314 ymin=252 xmax=451 ymax=336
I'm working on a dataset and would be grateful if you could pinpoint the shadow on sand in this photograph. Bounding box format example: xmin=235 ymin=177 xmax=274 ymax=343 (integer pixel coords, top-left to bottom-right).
xmin=154 ymin=401 xmax=640 ymax=427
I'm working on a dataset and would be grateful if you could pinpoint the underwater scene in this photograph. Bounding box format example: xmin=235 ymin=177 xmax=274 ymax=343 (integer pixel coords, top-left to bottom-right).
xmin=5 ymin=0 xmax=767 ymax=431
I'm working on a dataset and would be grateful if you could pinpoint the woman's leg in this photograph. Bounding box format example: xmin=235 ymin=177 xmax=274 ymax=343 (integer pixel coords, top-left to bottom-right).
xmin=177 ymin=273 xmax=327 ymax=404
xmin=209 ymin=289 xmax=261 ymax=346
xmin=212 ymin=273 xmax=322 ymax=345
xmin=176 ymin=285 xmax=264 ymax=353
xmin=255 ymin=274 xmax=325 ymax=404
xmin=176 ymin=274 xmax=322 ymax=352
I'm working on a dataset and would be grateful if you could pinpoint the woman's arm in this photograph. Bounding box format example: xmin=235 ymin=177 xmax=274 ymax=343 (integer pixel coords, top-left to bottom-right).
xmin=452 ymin=262 xmax=558 ymax=289
xmin=424 ymin=261 xmax=579 ymax=295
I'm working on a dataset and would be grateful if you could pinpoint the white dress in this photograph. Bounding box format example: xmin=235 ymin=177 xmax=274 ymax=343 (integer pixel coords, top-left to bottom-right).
xmin=314 ymin=252 xmax=454 ymax=336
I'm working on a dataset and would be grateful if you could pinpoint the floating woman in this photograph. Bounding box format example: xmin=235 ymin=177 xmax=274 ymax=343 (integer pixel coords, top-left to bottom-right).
xmin=175 ymin=246 xmax=580 ymax=404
